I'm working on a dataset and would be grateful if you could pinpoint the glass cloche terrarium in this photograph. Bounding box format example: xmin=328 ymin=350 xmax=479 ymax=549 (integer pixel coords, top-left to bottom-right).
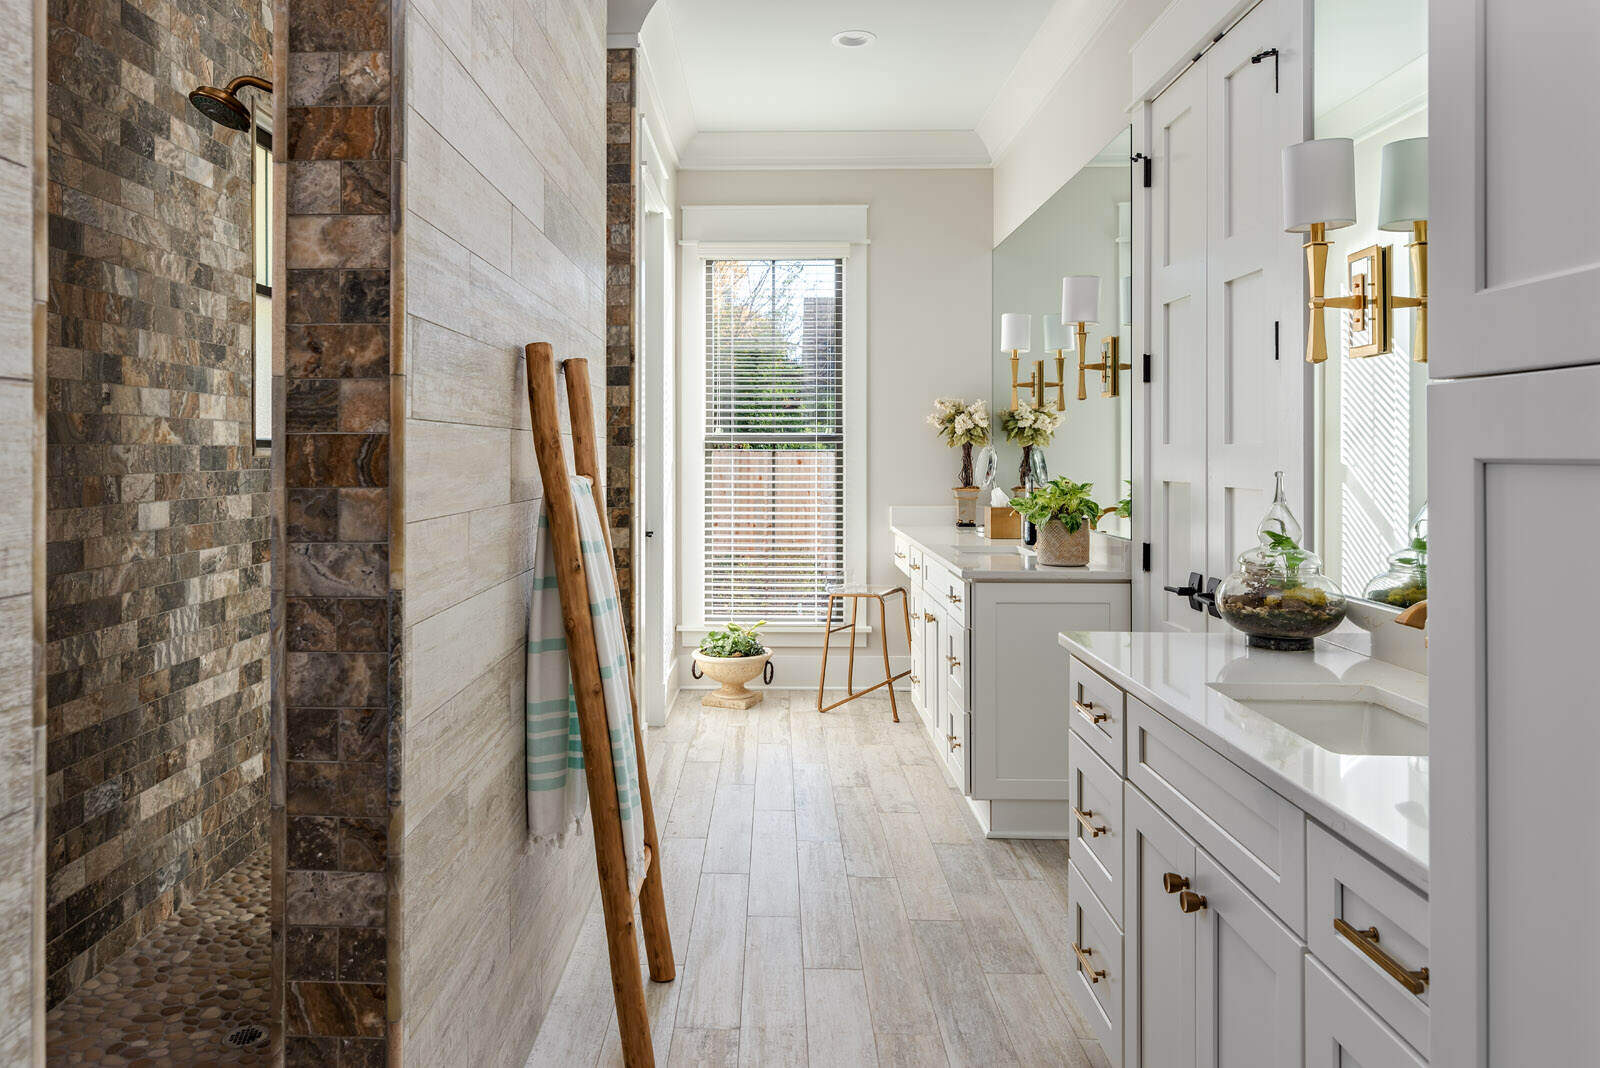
xmin=1217 ymin=472 xmax=1347 ymax=650
xmin=1363 ymin=503 xmax=1428 ymax=608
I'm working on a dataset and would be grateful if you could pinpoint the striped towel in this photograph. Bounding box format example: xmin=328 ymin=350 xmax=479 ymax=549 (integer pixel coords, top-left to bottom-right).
xmin=525 ymin=478 xmax=648 ymax=891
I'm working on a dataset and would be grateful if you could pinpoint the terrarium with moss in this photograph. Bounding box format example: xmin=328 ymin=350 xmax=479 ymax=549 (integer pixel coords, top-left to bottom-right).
xmin=1363 ymin=503 xmax=1428 ymax=608
xmin=1216 ymin=472 xmax=1347 ymax=650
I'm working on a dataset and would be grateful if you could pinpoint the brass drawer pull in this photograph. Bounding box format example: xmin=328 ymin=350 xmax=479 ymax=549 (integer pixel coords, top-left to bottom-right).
xmin=1071 ymin=941 xmax=1106 ymax=984
xmin=909 ymin=562 xmax=921 ymax=571
xmin=1073 ymin=806 xmax=1108 ymax=838
xmin=1178 ymin=890 xmax=1207 ymax=914
xmin=1073 ymin=699 xmax=1110 ymax=725
xmin=909 ymin=675 xmax=920 ymax=685
xmin=923 ymin=612 xmax=937 ymax=623
xmin=1162 ymin=873 xmax=1190 ymax=894
xmin=947 ymin=590 xmax=962 ymax=604
xmin=1334 ymin=918 xmax=1430 ymax=995
xmin=947 ymin=734 xmax=961 ymax=751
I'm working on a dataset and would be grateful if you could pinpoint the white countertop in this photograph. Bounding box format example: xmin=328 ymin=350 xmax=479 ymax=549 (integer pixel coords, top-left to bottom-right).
xmin=1059 ymin=629 xmax=1429 ymax=890
xmin=891 ymin=519 xmax=1132 ymax=583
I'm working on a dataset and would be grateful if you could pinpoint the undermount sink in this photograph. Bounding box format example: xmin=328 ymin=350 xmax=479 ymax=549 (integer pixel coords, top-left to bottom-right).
xmin=1206 ymin=683 xmax=1428 ymax=757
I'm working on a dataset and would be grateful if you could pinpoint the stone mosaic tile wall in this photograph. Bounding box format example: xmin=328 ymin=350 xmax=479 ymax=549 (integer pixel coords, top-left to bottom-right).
xmin=43 ymin=0 xmax=272 ymax=1010
xmin=279 ymin=0 xmax=396 ymax=1061
xmin=0 ymin=0 xmax=40 ymax=1056
xmin=401 ymin=0 xmax=608 ymax=1061
xmin=605 ymin=48 xmax=636 ymax=643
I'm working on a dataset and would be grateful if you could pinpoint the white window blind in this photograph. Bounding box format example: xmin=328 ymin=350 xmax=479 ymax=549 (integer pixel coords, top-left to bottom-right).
xmin=703 ymin=258 xmax=846 ymax=624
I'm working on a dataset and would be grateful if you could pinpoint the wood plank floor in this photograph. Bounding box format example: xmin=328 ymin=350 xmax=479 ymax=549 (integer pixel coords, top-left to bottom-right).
xmin=527 ymin=689 xmax=1111 ymax=1068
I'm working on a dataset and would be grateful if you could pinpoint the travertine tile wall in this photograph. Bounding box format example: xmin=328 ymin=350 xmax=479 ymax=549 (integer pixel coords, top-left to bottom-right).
xmin=279 ymin=0 xmax=396 ymax=1061
xmin=1 ymin=0 xmax=40 ymax=1057
xmin=604 ymin=48 xmax=635 ymax=641
xmin=401 ymin=0 xmax=608 ymax=1062
xmin=43 ymin=0 xmax=272 ymax=1008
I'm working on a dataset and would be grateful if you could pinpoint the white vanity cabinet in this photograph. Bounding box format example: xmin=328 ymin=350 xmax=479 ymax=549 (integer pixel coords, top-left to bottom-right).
xmin=889 ymin=512 xmax=1131 ymax=835
xmin=1062 ymin=635 xmax=1431 ymax=1067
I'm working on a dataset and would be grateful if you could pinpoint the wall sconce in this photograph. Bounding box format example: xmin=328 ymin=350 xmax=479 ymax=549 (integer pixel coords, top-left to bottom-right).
xmin=1001 ymin=312 xmax=1032 ymax=410
xmin=1282 ymin=136 xmax=1429 ymax=364
xmin=1083 ymin=336 xmax=1133 ymax=397
xmin=1062 ymin=275 xmax=1105 ymax=400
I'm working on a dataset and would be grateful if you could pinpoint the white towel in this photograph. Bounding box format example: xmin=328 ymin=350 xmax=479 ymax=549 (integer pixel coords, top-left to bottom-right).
xmin=526 ymin=478 xmax=648 ymax=891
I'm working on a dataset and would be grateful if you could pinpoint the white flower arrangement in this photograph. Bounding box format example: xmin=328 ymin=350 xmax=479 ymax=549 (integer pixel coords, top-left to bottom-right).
xmin=926 ymin=398 xmax=991 ymax=448
xmin=1001 ymin=402 xmax=1062 ymax=448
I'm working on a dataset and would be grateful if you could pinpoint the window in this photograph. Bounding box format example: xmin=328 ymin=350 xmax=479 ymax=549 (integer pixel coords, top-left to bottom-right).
xmin=252 ymin=123 xmax=272 ymax=449
xmin=702 ymin=258 xmax=846 ymax=624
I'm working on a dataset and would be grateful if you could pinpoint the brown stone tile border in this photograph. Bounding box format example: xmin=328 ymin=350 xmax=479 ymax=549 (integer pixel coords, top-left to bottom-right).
xmin=606 ymin=48 xmax=637 ymax=644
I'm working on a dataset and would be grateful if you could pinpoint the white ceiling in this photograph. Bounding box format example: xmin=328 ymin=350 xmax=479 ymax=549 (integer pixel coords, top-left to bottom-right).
xmin=651 ymin=0 xmax=1058 ymax=133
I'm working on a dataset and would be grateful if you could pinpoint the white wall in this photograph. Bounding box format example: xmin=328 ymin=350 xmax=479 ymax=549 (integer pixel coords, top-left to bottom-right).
xmin=989 ymin=0 xmax=1170 ymax=244
xmin=675 ymin=168 xmax=994 ymax=681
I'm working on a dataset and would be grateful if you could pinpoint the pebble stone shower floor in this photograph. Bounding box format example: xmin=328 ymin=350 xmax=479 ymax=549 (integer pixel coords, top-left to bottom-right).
xmin=46 ymin=850 xmax=273 ymax=1065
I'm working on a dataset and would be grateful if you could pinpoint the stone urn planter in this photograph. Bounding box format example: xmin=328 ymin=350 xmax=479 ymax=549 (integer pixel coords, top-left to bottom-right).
xmin=694 ymin=651 xmax=771 ymax=709
xmin=1035 ymin=520 xmax=1091 ymax=566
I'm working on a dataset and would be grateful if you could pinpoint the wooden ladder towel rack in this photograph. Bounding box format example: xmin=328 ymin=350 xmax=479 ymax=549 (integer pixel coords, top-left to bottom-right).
xmin=525 ymin=342 xmax=674 ymax=1067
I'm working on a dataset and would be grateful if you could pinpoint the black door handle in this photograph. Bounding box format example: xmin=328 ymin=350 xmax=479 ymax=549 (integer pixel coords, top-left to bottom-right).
xmin=1163 ymin=572 xmax=1206 ymax=613
xmin=1193 ymin=577 xmax=1222 ymax=619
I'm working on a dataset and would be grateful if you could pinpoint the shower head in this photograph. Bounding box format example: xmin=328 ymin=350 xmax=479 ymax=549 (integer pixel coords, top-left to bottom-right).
xmin=189 ymin=75 xmax=273 ymax=131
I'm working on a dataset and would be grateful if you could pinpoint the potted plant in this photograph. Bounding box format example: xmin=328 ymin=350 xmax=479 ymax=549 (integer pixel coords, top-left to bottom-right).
xmin=926 ymin=398 xmax=991 ymax=526
xmin=1000 ymin=402 xmax=1062 ymax=490
xmin=693 ymin=621 xmax=771 ymax=709
xmin=1009 ymin=478 xmax=1104 ymax=566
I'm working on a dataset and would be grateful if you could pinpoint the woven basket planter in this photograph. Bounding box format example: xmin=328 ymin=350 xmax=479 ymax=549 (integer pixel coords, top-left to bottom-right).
xmin=1035 ymin=520 xmax=1091 ymax=566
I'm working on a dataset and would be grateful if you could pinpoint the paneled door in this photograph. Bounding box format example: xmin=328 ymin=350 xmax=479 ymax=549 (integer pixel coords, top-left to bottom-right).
xmin=1202 ymin=0 xmax=1308 ymax=591
xmin=1429 ymin=365 xmax=1600 ymax=1068
xmin=1143 ymin=0 xmax=1310 ymax=630
xmin=1146 ymin=51 xmax=1210 ymax=632
xmin=1123 ymin=785 xmax=1198 ymax=1068
xmin=1431 ymin=0 xmax=1600 ymax=378
xmin=1193 ymin=849 xmax=1303 ymax=1068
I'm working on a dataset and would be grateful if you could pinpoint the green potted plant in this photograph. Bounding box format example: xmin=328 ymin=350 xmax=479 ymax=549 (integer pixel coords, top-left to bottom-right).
xmin=926 ymin=398 xmax=992 ymax=526
xmin=1009 ymin=478 xmax=1104 ymax=566
xmin=693 ymin=621 xmax=770 ymax=709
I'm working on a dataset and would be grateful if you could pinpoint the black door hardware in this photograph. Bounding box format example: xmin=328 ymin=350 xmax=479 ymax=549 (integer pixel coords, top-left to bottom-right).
xmin=1131 ymin=152 xmax=1151 ymax=188
xmin=1251 ymin=47 xmax=1280 ymax=92
xmin=1193 ymin=577 xmax=1223 ymax=619
xmin=1163 ymin=572 xmax=1205 ymax=613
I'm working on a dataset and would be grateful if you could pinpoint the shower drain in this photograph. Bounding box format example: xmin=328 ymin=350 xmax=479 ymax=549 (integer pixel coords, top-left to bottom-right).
xmin=225 ymin=1023 xmax=268 ymax=1048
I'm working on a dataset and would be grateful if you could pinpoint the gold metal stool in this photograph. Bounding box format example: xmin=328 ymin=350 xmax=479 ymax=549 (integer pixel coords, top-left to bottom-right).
xmin=816 ymin=585 xmax=913 ymax=722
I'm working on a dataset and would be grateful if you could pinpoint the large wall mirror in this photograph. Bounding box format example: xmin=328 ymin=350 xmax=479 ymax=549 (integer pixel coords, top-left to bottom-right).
xmin=992 ymin=127 xmax=1133 ymax=539
xmin=1313 ymin=0 xmax=1428 ymax=607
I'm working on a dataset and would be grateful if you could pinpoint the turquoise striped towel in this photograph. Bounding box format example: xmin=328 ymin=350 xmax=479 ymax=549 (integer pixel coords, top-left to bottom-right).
xmin=526 ymin=477 xmax=648 ymax=891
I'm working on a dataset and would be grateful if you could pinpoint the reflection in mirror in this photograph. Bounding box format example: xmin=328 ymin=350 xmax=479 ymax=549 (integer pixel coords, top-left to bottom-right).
xmin=992 ymin=127 xmax=1133 ymax=538
xmin=1312 ymin=0 xmax=1427 ymax=603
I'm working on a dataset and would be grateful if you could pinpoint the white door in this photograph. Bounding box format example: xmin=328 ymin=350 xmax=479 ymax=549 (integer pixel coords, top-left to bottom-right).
xmin=1123 ymin=785 xmax=1198 ymax=1068
xmin=1193 ymin=849 xmax=1303 ymax=1068
xmin=639 ymin=193 xmax=674 ymax=725
xmin=1429 ymin=365 xmax=1600 ymax=1068
xmin=1146 ymin=53 xmax=1211 ymax=633
xmin=1431 ymin=0 xmax=1600 ymax=378
xmin=1202 ymin=0 xmax=1309 ymax=602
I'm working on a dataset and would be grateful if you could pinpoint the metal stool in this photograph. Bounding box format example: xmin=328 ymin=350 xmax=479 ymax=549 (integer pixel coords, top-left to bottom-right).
xmin=816 ymin=585 xmax=913 ymax=722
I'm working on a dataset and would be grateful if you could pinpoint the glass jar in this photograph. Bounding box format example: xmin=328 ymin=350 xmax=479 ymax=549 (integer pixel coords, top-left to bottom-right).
xmin=1216 ymin=471 xmax=1347 ymax=650
xmin=1363 ymin=502 xmax=1428 ymax=607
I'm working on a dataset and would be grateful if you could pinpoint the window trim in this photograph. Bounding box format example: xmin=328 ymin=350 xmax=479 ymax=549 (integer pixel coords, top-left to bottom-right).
xmin=679 ymin=231 xmax=868 ymax=632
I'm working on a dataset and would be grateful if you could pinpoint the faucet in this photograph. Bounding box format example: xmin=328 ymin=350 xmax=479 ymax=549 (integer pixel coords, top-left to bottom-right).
xmin=1394 ymin=600 xmax=1427 ymax=630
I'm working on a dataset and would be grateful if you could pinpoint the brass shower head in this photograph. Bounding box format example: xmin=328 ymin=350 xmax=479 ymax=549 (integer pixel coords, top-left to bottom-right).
xmin=189 ymin=75 xmax=273 ymax=131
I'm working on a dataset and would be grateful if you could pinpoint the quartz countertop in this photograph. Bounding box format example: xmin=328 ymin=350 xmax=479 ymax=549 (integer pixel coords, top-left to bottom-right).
xmin=891 ymin=520 xmax=1132 ymax=583
xmin=1059 ymin=629 xmax=1429 ymax=890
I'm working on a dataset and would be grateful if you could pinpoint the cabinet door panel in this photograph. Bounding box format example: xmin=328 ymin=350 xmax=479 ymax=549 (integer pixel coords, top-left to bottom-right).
xmin=1194 ymin=849 xmax=1303 ymax=1068
xmin=1433 ymin=0 xmax=1600 ymax=376
xmin=1122 ymin=785 xmax=1197 ymax=1068
xmin=1306 ymin=956 xmax=1425 ymax=1068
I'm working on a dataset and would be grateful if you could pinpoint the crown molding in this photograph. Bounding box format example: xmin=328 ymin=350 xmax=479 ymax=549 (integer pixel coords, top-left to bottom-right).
xmin=680 ymin=130 xmax=992 ymax=171
xmin=977 ymin=0 xmax=1127 ymax=161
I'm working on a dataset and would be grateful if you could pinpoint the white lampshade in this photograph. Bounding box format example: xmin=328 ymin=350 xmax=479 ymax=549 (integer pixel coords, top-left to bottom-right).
xmin=1061 ymin=275 xmax=1100 ymax=325
xmin=1041 ymin=314 xmax=1068 ymax=352
xmin=1378 ymin=136 xmax=1428 ymax=231
xmin=1281 ymin=138 xmax=1356 ymax=233
xmin=1000 ymin=312 xmax=1031 ymax=353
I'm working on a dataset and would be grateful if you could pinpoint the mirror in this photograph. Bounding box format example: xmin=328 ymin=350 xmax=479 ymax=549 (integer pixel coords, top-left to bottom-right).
xmin=991 ymin=127 xmax=1133 ymax=539
xmin=1312 ymin=0 xmax=1428 ymax=606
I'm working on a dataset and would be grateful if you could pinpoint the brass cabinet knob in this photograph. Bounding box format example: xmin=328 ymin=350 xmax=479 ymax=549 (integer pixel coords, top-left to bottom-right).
xmin=947 ymin=654 xmax=961 ymax=670
xmin=923 ymin=612 xmax=937 ymax=623
xmin=947 ymin=734 xmax=961 ymax=750
xmin=1178 ymin=890 xmax=1207 ymax=914
xmin=1072 ymin=699 xmax=1110 ymax=725
xmin=910 ymin=562 xmax=921 ymax=571
xmin=1162 ymin=873 xmax=1190 ymax=894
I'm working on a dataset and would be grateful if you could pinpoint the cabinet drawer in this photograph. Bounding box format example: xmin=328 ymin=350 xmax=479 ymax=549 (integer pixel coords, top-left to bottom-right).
xmin=1067 ymin=736 xmax=1123 ymax=926
xmin=1305 ymin=956 xmax=1426 ymax=1068
xmin=1307 ymin=822 xmax=1430 ymax=1056
xmin=1126 ymin=697 xmax=1306 ymax=935
xmin=925 ymin=559 xmax=966 ymax=625
xmin=893 ymin=534 xmax=914 ymax=579
xmin=1067 ymin=860 xmax=1123 ymax=1064
xmin=1068 ymin=657 xmax=1126 ymax=775
xmin=942 ymin=620 xmax=967 ymax=699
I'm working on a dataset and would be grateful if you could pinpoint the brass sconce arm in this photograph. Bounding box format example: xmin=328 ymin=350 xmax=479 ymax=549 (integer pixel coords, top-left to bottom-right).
xmin=1011 ymin=351 xmax=1067 ymax=411
xmin=1303 ymin=222 xmax=1368 ymax=363
xmin=1389 ymin=220 xmax=1428 ymax=363
xmin=1076 ymin=336 xmax=1133 ymax=399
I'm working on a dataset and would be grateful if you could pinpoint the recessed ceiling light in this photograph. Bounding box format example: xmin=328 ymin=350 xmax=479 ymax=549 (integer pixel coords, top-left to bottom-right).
xmin=832 ymin=30 xmax=877 ymax=48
